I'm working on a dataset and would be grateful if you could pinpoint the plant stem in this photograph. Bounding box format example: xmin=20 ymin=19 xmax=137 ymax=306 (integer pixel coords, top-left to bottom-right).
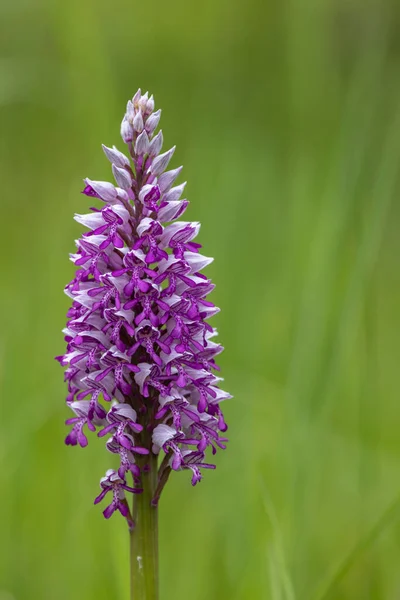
xmin=130 ymin=453 xmax=159 ymax=600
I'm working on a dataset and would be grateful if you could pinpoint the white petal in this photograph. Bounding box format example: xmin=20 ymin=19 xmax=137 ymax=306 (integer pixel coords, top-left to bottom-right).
xmin=158 ymin=200 xmax=188 ymax=223
xmin=163 ymin=182 xmax=186 ymax=203
xmin=145 ymin=109 xmax=161 ymax=134
xmin=157 ymin=167 xmax=182 ymax=193
xmin=68 ymin=400 xmax=90 ymax=416
xmin=85 ymin=179 xmax=117 ymax=203
xmin=102 ymin=144 xmax=130 ymax=168
xmin=112 ymin=164 xmax=132 ymax=190
xmin=150 ymin=147 xmax=175 ymax=176
xmin=113 ymin=404 xmax=138 ymax=422
xmin=159 ymin=221 xmax=190 ymax=245
xmin=111 ymin=203 xmax=130 ymax=223
xmin=186 ymin=252 xmax=214 ymax=273
xmin=74 ymin=212 xmax=105 ymax=230
xmin=152 ymin=424 xmax=176 ymax=448
xmin=137 ymin=217 xmax=157 ymax=237
xmin=134 ymin=363 xmax=153 ymax=394
xmin=160 ymin=221 xmax=200 ymax=246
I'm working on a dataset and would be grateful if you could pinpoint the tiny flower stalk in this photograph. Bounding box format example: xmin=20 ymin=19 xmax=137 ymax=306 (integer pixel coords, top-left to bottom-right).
xmin=57 ymin=89 xmax=231 ymax=598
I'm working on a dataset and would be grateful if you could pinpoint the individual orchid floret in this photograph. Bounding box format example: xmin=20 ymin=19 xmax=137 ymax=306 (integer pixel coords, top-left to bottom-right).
xmin=145 ymin=109 xmax=161 ymax=134
xmin=102 ymin=144 xmax=130 ymax=168
xmin=57 ymin=88 xmax=231 ymax=530
xmin=94 ymin=469 xmax=141 ymax=523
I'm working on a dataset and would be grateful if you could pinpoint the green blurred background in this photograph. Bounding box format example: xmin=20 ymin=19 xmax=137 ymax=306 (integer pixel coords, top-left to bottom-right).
xmin=1 ymin=0 xmax=400 ymax=598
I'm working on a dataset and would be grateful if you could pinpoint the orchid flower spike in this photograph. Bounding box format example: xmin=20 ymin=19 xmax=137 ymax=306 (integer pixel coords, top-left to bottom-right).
xmin=57 ymin=89 xmax=231 ymax=527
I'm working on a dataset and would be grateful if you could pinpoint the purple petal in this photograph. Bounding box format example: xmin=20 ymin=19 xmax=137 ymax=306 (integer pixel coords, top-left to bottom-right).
xmin=131 ymin=447 xmax=150 ymax=455
xmin=94 ymin=488 xmax=109 ymax=504
xmin=103 ymin=503 xmax=116 ymax=519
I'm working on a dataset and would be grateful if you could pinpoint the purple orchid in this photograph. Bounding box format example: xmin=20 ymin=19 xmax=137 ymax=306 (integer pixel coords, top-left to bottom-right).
xmin=57 ymin=89 xmax=231 ymax=530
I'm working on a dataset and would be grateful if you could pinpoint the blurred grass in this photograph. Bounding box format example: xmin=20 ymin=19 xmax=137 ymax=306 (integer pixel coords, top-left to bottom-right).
xmin=1 ymin=0 xmax=400 ymax=598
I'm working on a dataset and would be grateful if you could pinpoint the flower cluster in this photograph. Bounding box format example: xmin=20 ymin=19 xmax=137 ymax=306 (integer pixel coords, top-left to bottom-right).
xmin=57 ymin=89 xmax=231 ymax=524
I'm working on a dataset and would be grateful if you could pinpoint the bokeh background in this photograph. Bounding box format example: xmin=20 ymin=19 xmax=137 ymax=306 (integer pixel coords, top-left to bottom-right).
xmin=1 ymin=0 xmax=400 ymax=598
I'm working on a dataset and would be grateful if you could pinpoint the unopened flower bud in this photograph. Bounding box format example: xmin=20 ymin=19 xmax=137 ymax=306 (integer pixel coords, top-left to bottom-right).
xmin=148 ymin=130 xmax=163 ymax=157
xmin=134 ymin=131 xmax=150 ymax=156
xmin=145 ymin=109 xmax=161 ymax=135
xmin=126 ymin=100 xmax=135 ymax=122
xmin=157 ymin=166 xmax=183 ymax=193
xmin=112 ymin=164 xmax=132 ymax=190
xmin=102 ymin=144 xmax=130 ymax=168
xmin=146 ymin=95 xmax=155 ymax=114
xmin=133 ymin=111 xmax=144 ymax=133
xmin=84 ymin=178 xmax=118 ymax=203
xmin=132 ymin=88 xmax=141 ymax=107
xmin=150 ymin=147 xmax=176 ymax=176
xmin=163 ymin=182 xmax=186 ymax=203
xmin=121 ymin=118 xmax=134 ymax=143
xmin=138 ymin=92 xmax=148 ymax=112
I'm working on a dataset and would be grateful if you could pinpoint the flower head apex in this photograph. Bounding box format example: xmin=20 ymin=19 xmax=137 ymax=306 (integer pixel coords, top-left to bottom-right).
xmin=58 ymin=88 xmax=231 ymax=526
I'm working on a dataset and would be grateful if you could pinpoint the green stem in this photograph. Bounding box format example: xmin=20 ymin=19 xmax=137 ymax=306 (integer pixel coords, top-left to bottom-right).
xmin=130 ymin=454 xmax=159 ymax=600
